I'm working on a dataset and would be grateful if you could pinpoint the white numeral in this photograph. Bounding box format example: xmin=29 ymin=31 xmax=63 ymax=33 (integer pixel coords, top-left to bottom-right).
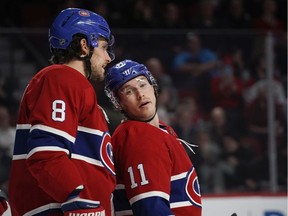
xmin=128 ymin=163 xmax=149 ymax=189
xmin=52 ymin=100 xmax=66 ymax=122
xmin=128 ymin=166 xmax=138 ymax=189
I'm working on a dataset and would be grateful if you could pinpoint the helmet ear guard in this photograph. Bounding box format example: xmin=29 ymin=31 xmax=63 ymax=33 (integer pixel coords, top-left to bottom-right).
xmin=104 ymin=59 xmax=158 ymax=110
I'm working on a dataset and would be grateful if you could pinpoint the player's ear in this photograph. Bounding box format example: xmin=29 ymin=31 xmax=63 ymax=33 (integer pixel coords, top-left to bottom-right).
xmin=118 ymin=97 xmax=126 ymax=111
xmin=80 ymin=38 xmax=89 ymax=56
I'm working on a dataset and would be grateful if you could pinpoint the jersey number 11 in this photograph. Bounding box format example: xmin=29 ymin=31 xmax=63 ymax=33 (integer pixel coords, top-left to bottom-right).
xmin=128 ymin=164 xmax=149 ymax=189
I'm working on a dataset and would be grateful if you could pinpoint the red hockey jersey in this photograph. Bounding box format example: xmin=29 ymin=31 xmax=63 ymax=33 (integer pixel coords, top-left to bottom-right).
xmin=112 ymin=120 xmax=202 ymax=216
xmin=8 ymin=65 xmax=115 ymax=215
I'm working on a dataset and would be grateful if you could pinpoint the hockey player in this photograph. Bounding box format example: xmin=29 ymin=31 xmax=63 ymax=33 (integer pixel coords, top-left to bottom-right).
xmin=9 ymin=8 xmax=115 ymax=216
xmin=105 ymin=59 xmax=202 ymax=215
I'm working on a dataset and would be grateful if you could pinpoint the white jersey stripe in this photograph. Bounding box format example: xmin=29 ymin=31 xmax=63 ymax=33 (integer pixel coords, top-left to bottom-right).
xmin=170 ymin=201 xmax=192 ymax=208
xmin=15 ymin=148 xmax=104 ymax=168
xmin=71 ymin=153 xmax=104 ymax=167
xmin=171 ymin=172 xmax=188 ymax=181
xmin=23 ymin=203 xmax=61 ymax=216
xmin=12 ymin=154 xmax=27 ymax=160
xmin=78 ymin=126 xmax=104 ymax=136
xmin=27 ymin=146 xmax=69 ymax=158
xmin=16 ymin=124 xmax=31 ymax=129
xmin=129 ymin=191 xmax=170 ymax=205
xmin=17 ymin=124 xmax=106 ymax=143
xmin=115 ymin=184 xmax=125 ymax=190
xmin=30 ymin=124 xmax=75 ymax=143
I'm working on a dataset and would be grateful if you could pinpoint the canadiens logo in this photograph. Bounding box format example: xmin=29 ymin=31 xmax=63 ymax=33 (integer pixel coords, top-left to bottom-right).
xmin=100 ymin=132 xmax=115 ymax=175
xmin=185 ymin=167 xmax=202 ymax=207
xmin=79 ymin=10 xmax=90 ymax=17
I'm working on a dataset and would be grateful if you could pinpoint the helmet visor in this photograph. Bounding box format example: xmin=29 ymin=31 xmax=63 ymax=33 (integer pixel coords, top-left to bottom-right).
xmin=107 ymin=34 xmax=115 ymax=61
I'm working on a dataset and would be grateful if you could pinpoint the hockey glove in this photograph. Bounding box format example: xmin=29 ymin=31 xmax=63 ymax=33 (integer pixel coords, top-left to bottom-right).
xmin=61 ymin=197 xmax=105 ymax=216
xmin=0 ymin=191 xmax=10 ymax=216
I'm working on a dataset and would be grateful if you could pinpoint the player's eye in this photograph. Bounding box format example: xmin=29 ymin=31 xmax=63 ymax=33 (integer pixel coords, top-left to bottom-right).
xmin=122 ymin=88 xmax=134 ymax=96
xmin=100 ymin=43 xmax=108 ymax=51
xmin=125 ymin=89 xmax=133 ymax=96
xmin=139 ymin=82 xmax=148 ymax=89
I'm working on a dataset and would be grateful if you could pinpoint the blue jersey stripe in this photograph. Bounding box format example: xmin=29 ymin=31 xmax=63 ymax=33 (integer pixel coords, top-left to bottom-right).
xmin=13 ymin=126 xmax=112 ymax=170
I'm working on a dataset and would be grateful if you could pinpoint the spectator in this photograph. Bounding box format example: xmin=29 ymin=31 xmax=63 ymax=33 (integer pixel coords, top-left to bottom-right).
xmin=172 ymin=98 xmax=198 ymax=144
xmin=159 ymin=2 xmax=186 ymax=28
xmin=221 ymin=134 xmax=256 ymax=191
xmin=251 ymin=0 xmax=286 ymax=64
xmin=156 ymin=86 xmax=172 ymax=124
xmin=243 ymin=53 xmax=286 ymax=157
xmin=245 ymin=55 xmax=286 ymax=109
xmin=229 ymin=48 xmax=253 ymax=88
xmin=172 ymin=32 xmax=220 ymax=112
xmin=0 ymin=75 xmax=20 ymax=119
xmin=0 ymin=105 xmax=15 ymax=194
xmin=171 ymin=97 xmax=206 ymax=162
xmin=252 ymin=0 xmax=285 ymax=31
xmin=243 ymin=82 xmax=286 ymax=157
xmin=90 ymin=0 xmax=109 ymax=19
xmin=207 ymin=106 xmax=236 ymax=148
xmin=197 ymin=129 xmax=233 ymax=194
xmin=126 ymin=0 xmax=158 ymax=28
xmin=243 ymin=54 xmax=286 ymax=157
xmin=189 ymin=0 xmax=222 ymax=29
xmin=0 ymin=105 xmax=15 ymax=157
xmin=210 ymin=63 xmax=245 ymax=135
xmin=145 ymin=57 xmax=178 ymax=111
xmin=220 ymin=0 xmax=252 ymax=29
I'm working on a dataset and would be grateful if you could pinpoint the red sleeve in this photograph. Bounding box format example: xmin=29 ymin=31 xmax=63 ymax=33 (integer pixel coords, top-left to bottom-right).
xmin=113 ymin=122 xmax=172 ymax=200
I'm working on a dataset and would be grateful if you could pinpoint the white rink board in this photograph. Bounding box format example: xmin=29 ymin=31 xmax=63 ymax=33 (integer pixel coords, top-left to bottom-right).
xmin=202 ymin=195 xmax=287 ymax=216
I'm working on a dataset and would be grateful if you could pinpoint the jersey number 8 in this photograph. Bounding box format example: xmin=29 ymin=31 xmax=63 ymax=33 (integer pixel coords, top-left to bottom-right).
xmin=52 ymin=100 xmax=66 ymax=122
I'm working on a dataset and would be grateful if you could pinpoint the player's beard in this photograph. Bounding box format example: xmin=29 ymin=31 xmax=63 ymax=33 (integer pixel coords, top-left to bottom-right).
xmin=90 ymin=69 xmax=104 ymax=82
xmin=86 ymin=62 xmax=105 ymax=82
xmin=81 ymin=54 xmax=102 ymax=81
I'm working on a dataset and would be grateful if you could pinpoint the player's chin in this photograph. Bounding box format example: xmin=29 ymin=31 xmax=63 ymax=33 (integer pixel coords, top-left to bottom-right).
xmin=140 ymin=111 xmax=155 ymax=121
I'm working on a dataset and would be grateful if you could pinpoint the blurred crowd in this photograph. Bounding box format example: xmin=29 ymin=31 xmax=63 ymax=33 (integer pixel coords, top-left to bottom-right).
xmin=0 ymin=0 xmax=287 ymax=31
xmin=141 ymin=43 xmax=287 ymax=194
xmin=0 ymin=0 xmax=287 ymax=195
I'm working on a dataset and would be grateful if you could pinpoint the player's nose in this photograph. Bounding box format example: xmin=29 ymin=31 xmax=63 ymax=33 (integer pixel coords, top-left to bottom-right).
xmin=135 ymin=88 xmax=145 ymax=99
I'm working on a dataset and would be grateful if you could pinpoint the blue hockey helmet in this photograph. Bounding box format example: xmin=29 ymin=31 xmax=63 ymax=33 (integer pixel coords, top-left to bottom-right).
xmin=105 ymin=59 xmax=158 ymax=110
xmin=49 ymin=8 xmax=114 ymax=59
